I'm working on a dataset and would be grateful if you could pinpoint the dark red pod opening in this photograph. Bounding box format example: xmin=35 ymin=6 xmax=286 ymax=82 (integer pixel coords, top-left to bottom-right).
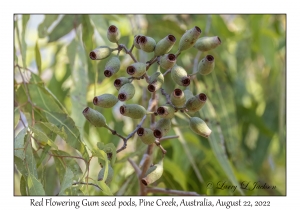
xmin=206 ymin=55 xmax=214 ymax=62
xmin=153 ymin=129 xmax=162 ymax=138
xmin=137 ymin=127 xmax=145 ymax=136
xmin=118 ymin=94 xmax=127 ymax=101
xmin=168 ymin=34 xmax=176 ymax=42
xmin=108 ymin=25 xmax=117 ymax=33
xmin=198 ymin=93 xmax=207 ymax=102
xmin=89 ymin=52 xmax=97 ymax=60
xmin=104 ymin=70 xmax=112 ymax=77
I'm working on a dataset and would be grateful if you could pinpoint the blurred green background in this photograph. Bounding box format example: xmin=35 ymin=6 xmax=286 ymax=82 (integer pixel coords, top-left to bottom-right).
xmin=14 ymin=14 xmax=286 ymax=195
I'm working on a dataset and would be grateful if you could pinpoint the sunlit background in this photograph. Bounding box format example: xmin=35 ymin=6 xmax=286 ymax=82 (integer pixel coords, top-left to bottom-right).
xmin=14 ymin=14 xmax=286 ymax=195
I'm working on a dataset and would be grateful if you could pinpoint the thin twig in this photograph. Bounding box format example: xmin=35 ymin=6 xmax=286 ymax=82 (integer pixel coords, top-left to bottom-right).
xmin=72 ymin=182 xmax=102 ymax=191
xmin=163 ymin=69 xmax=171 ymax=76
xmin=48 ymin=153 xmax=88 ymax=164
xmin=118 ymin=44 xmax=137 ymax=62
xmin=146 ymin=187 xmax=200 ymax=196
xmin=128 ymin=158 xmax=141 ymax=176
xmin=159 ymin=135 xmax=179 ymax=142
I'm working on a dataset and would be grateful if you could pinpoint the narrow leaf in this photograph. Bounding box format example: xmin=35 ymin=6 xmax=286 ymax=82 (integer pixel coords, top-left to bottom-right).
xmin=36 ymin=145 xmax=51 ymax=168
xmin=20 ymin=175 xmax=27 ymax=195
xmin=15 ymin=128 xmax=27 ymax=159
xmin=21 ymin=14 xmax=30 ymax=68
xmin=35 ymin=41 xmax=42 ymax=74
xmin=27 ymin=173 xmax=45 ymax=195
xmin=30 ymin=125 xmax=58 ymax=149
xmin=59 ymin=167 xmax=74 ymax=195
xmin=38 ymin=14 xmax=59 ymax=38
xmin=14 ymin=108 xmax=20 ymax=128
xmin=24 ymin=135 xmax=38 ymax=178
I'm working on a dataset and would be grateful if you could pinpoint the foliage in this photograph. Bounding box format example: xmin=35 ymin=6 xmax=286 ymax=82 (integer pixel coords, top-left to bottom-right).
xmin=14 ymin=14 xmax=286 ymax=196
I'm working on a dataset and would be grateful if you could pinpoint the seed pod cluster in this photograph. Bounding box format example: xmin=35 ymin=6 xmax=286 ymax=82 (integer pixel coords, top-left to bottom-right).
xmin=83 ymin=24 xmax=221 ymax=186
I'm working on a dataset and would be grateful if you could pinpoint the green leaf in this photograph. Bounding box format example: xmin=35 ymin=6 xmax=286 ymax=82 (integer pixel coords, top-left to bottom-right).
xmin=20 ymin=175 xmax=27 ymax=195
xmin=48 ymin=15 xmax=81 ymax=43
xmin=27 ymin=173 xmax=45 ymax=195
xmin=45 ymin=111 xmax=89 ymax=160
xmin=40 ymin=122 xmax=67 ymax=140
xmin=59 ymin=167 xmax=74 ymax=195
xmin=163 ymin=158 xmax=187 ymax=190
xmin=35 ymin=41 xmax=42 ymax=74
xmin=15 ymin=156 xmax=28 ymax=177
xmin=21 ymin=14 xmax=30 ymax=68
xmin=15 ymin=128 xmax=27 ymax=159
xmin=53 ymin=154 xmax=66 ymax=183
xmin=65 ymin=186 xmax=84 ymax=196
xmin=25 ymin=135 xmax=38 ymax=178
xmin=14 ymin=108 xmax=20 ymax=128
xmin=97 ymin=142 xmax=117 ymax=166
xmin=93 ymin=149 xmax=109 ymax=182
xmin=36 ymin=145 xmax=51 ymax=168
xmin=38 ymin=14 xmax=59 ymax=38
xmin=29 ymin=125 xmax=58 ymax=149
xmin=98 ymin=181 xmax=112 ymax=195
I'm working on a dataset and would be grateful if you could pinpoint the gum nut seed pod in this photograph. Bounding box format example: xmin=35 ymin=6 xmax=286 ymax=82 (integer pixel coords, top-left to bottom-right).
xmin=171 ymin=65 xmax=191 ymax=87
xmin=126 ymin=62 xmax=147 ymax=77
xmin=183 ymin=88 xmax=194 ymax=101
xmin=104 ymin=56 xmax=121 ymax=77
xmin=97 ymin=164 xmax=114 ymax=184
xmin=197 ymin=55 xmax=215 ymax=75
xmin=194 ymin=36 xmax=221 ymax=51
xmin=139 ymin=36 xmax=156 ymax=53
xmin=82 ymin=107 xmax=107 ymax=128
xmin=159 ymin=53 xmax=177 ymax=70
xmin=157 ymin=104 xmax=175 ymax=119
xmin=178 ymin=26 xmax=202 ymax=52
xmin=153 ymin=119 xmax=171 ymax=138
xmin=89 ymin=46 xmax=112 ymax=60
xmin=148 ymin=71 xmax=164 ymax=92
xmin=114 ymin=77 xmax=130 ymax=90
xmin=107 ymin=25 xmax=121 ymax=43
xmin=170 ymin=88 xmax=186 ymax=107
xmin=137 ymin=127 xmax=156 ymax=145
xmin=119 ymin=104 xmax=147 ymax=119
xmin=141 ymin=160 xmax=163 ymax=186
xmin=185 ymin=93 xmax=207 ymax=112
xmin=154 ymin=34 xmax=176 ymax=57
xmin=189 ymin=117 xmax=212 ymax=138
xmin=93 ymin=94 xmax=118 ymax=108
xmin=134 ymin=35 xmax=142 ymax=49
xmin=118 ymin=83 xmax=135 ymax=101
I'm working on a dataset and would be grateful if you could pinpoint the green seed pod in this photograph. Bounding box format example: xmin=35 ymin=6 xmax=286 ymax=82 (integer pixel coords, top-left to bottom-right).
xmin=153 ymin=119 xmax=171 ymax=138
xmin=107 ymin=25 xmax=121 ymax=43
xmin=183 ymin=88 xmax=194 ymax=101
xmin=170 ymin=88 xmax=186 ymax=108
xmin=89 ymin=46 xmax=112 ymax=60
xmin=154 ymin=34 xmax=176 ymax=57
xmin=157 ymin=104 xmax=175 ymax=119
xmin=171 ymin=65 xmax=190 ymax=87
xmin=194 ymin=36 xmax=221 ymax=51
xmin=93 ymin=94 xmax=118 ymax=108
xmin=178 ymin=26 xmax=202 ymax=53
xmin=120 ymin=104 xmax=148 ymax=119
xmin=137 ymin=127 xmax=155 ymax=145
xmin=127 ymin=62 xmax=146 ymax=78
xmin=147 ymin=70 xmax=164 ymax=92
xmin=185 ymin=93 xmax=207 ymax=112
xmin=141 ymin=160 xmax=163 ymax=186
xmin=98 ymin=164 xmax=114 ymax=184
xmin=104 ymin=56 xmax=121 ymax=77
xmin=134 ymin=35 xmax=142 ymax=49
xmin=118 ymin=83 xmax=135 ymax=101
xmin=114 ymin=77 xmax=130 ymax=90
xmin=197 ymin=55 xmax=215 ymax=75
xmin=139 ymin=36 xmax=156 ymax=53
xmin=159 ymin=53 xmax=177 ymax=70
xmin=189 ymin=117 xmax=211 ymax=138
xmin=82 ymin=107 xmax=107 ymax=128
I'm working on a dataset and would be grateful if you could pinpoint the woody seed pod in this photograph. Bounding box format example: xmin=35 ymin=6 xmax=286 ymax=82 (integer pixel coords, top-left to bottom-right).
xmin=93 ymin=94 xmax=118 ymax=108
xmin=189 ymin=117 xmax=212 ymax=138
xmin=157 ymin=104 xmax=175 ymax=119
xmin=98 ymin=164 xmax=114 ymax=184
xmin=107 ymin=25 xmax=121 ymax=43
xmin=147 ymin=70 xmax=164 ymax=92
xmin=185 ymin=93 xmax=207 ymax=112
xmin=154 ymin=34 xmax=176 ymax=57
xmin=82 ymin=107 xmax=108 ymax=128
xmin=118 ymin=83 xmax=135 ymax=101
xmin=141 ymin=160 xmax=163 ymax=186
xmin=104 ymin=56 xmax=121 ymax=77
xmin=127 ymin=62 xmax=147 ymax=78
xmin=89 ymin=46 xmax=112 ymax=60
xmin=194 ymin=36 xmax=221 ymax=51
xmin=134 ymin=35 xmax=142 ymax=49
xmin=114 ymin=77 xmax=130 ymax=90
xmin=137 ymin=127 xmax=156 ymax=145
xmin=171 ymin=65 xmax=190 ymax=86
xmin=119 ymin=104 xmax=149 ymax=119
xmin=139 ymin=36 xmax=156 ymax=53
xmin=159 ymin=53 xmax=177 ymax=70
xmin=170 ymin=88 xmax=186 ymax=108
xmin=178 ymin=26 xmax=202 ymax=53
xmin=197 ymin=55 xmax=215 ymax=75
xmin=153 ymin=119 xmax=171 ymax=138
xmin=183 ymin=88 xmax=194 ymax=101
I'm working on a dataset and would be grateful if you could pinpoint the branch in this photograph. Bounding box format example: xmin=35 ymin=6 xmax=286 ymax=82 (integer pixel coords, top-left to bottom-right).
xmin=118 ymin=44 xmax=137 ymax=62
xmin=146 ymin=187 xmax=200 ymax=196
xmin=72 ymin=182 xmax=102 ymax=191
xmin=128 ymin=158 xmax=141 ymax=176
